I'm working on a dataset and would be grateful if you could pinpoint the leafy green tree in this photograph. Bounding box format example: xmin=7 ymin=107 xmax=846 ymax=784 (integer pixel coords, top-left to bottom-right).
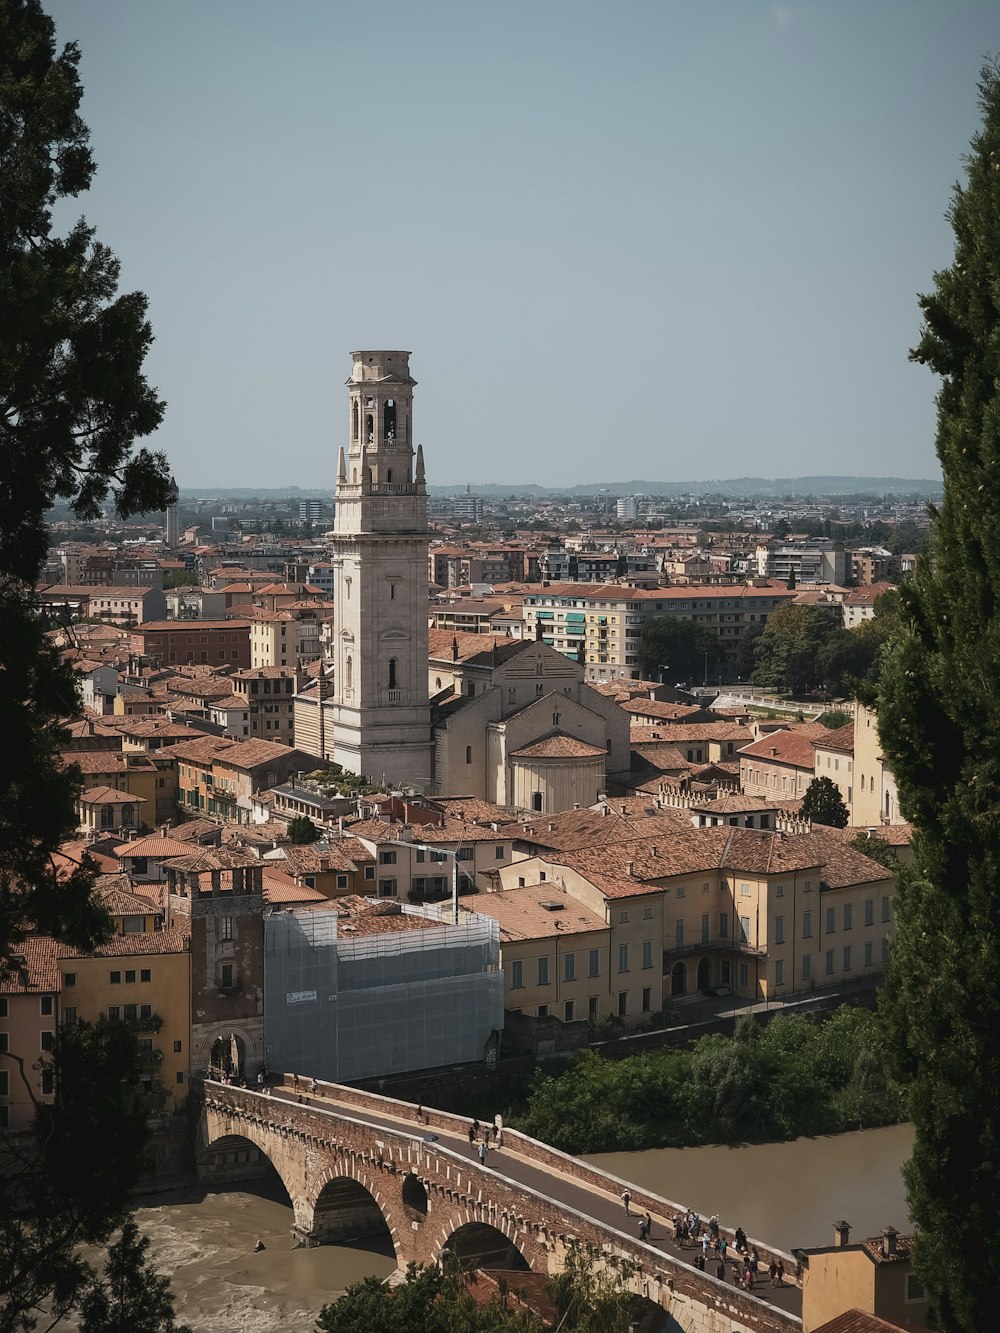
xmin=315 ymin=1260 xmax=544 ymax=1333
xmin=288 ymin=814 xmax=319 ymax=844
xmin=0 ymin=1019 xmax=168 ymax=1331
xmin=801 ymin=776 xmax=849 ymax=828
xmin=0 ymin=0 xmax=169 ymax=964
xmin=876 ymin=61 xmax=1000 ymax=1333
xmin=816 ymin=709 xmax=853 ymax=729
xmin=638 ymin=616 xmax=722 ymax=684
xmin=77 ymin=1219 xmax=191 ymax=1333
xmin=848 ymin=830 xmax=900 ymax=871
xmin=750 ymin=604 xmax=837 ymax=693
xmin=0 ymin=3 xmax=173 ymax=1328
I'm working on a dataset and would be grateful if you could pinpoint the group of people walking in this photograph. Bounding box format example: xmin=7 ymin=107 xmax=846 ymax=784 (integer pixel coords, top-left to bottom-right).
xmin=468 ymin=1116 xmax=504 ymax=1161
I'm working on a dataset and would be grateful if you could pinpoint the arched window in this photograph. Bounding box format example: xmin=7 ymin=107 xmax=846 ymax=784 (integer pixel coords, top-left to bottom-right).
xmin=386 ymin=469 xmax=393 ymax=483
xmin=352 ymin=467 xmax=357 ymax=484
xmin=532 ymin=791 xmax=543 ymax=812
xmin=388 ymin=658 xmax=397 ymax=689
xmin=351 ymin=400 xmax=359 ymax=440
xmin=389 ymin=583 xmax=395 ymax=600
xmin=366 ymin=413 xmax=374 ymax=443
xmin=346 ymin=656 xmax=353 ymax=690
xmin=384 ymin=398 xmax=396 ymax=441
xmin=465 ymin=745 xmax=473 ymax=764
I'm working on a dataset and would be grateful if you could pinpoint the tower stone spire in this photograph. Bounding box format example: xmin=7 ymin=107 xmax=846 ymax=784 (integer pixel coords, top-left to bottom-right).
xmin=328 ymin=351 xmax=432 ymax=790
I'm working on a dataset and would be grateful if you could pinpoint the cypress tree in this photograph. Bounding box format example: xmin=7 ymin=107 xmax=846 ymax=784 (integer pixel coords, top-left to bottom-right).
xmin=877 ymin=61 xmax=1000 ymax=1333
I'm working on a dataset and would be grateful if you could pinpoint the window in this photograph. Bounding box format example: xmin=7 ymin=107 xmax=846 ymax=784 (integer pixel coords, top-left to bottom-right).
xmin=738 ymin=962 xmax=749 ymax=987
xmin=41 ymin=1069 xmax=54 ymax=1096
xmin=642 ymin=940 xmax=653 ymax=969
xmin=364 ymin=865 xmax=375 ymax=880
xmin=221 ymin=917 xmax=233 ymax=942
xmin=378 ymin=878 xmax=397 ymax=897
xmin=588 ymin=996 xmax=599 ymax=1020
xmin=843 ymin=945 xmax=852 ymax=971
xmin=221 ymin=963 xmax=234 ymax=989
xmin=719 ymin=912 xmax=729 ymax=938
xmin=674 ymin=920 xmax=684 ymax=949
xmin=110 ymin=971 xmax=121 ymax=985
xmin=176 ymin=1071 xmax=185 ymax=1085
xmin=40 ymin=996 xmax=53 ymax=1016
xmin=62 ymin=1007 xmax=76 ymax=1026
xmin=882 ymin=895 xmax=891 ymax=923
xmin=740 ymin=882 xmax=751 ymax=897
xmin=564 ymin=952 xmax=576 ymax=982
xmin=618 ymin=944 xmax=629 ymax=973
xmin=108 ymin=1005 xmax=120 ymax=1021
xmin=64 ymin=973 xmax=76 ymax=987
xmin=643 ymin=905 xmax=653 ymax=919
xmin=141 ymin=968 xmax=151 ymax=984
xmin=537 ymin=956 xmax=550 ymax=986
xmin=564 ymin=1000 xmax=575 ymax=1022
xmin=825 ymin=950 xmax=835 ymax=975
xmin=864 ymin=898 xmax=874 ymax=927
xmin=826 ymin=907 xmax=836 ymax=934
xmin=739 ymin=915 xmax=750 ymax=943
xmin=124 ymin=1004 xmax=137 ymax=1022
xmin=379 ymin=850 xmax=397 ymax=864
xmin=774 ymin=915 xmax=784 ymax=945
xmin=775 ymin=960 xmax=784 ymax=986
xmin=775 ymin=883 xmax=784 ymax=897
xmin=536 ymin=1004 xmax=548 ymax=1019
xmin=0 ymin=1072 xmax=8 ymax=1096
xmin=140 ymin=1004 xmax=152 ymax=1023
xmin=588 ymin=949 xmax=600 ymax=978
xmin=617 ymin=991 xmax=628 ymax=1017
xmin=676 ymin=885 xmax=685 ymax=899
xmin=802 ymin=954 xmax=812 ymax=980
xmin=864 ymin=941 xmax=873 ymax=966
xmin=173 ymin=1040 xmax=183 ymax=1053
xmin=843 ymin=904 xmax=853 ymax=931
xmin=465 ymin=746 xmax=473 ymax=764
xmin=906 ymin=1274 xmax=926 ymax=1304
xmin=40 ymin=1031 xmax=54 ymax=1051
xmin=125 ymin=970 xmax=136 ymax=985
xmin=495 ymin=845 xmax=504 ymax=859
xmin=511 ymin=960 xmax=524 ymax=990
xmin=802 ymin=910 xmax=812 ymax=939
xmin=619 ymin=911 xmax=629 ymax=924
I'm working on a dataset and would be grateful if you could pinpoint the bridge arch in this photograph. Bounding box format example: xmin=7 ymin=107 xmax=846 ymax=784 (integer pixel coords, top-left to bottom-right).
xmin=198 ymin=1115 xmax=309 ymax=1232
xmin=307 ymin=1162 xmax=401 ymax=1259
xmin=438 ymin=1216 xmax=532 ymax=1273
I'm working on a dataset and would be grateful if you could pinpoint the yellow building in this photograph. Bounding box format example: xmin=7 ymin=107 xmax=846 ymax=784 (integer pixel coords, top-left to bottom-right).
xmin=57 ymin=880 xmax=192 ymax=1112
xmin=0 ymin=938 xmax=61 ymax=1132
xmin=799 ymin=1223 xmax=933 ymax=1332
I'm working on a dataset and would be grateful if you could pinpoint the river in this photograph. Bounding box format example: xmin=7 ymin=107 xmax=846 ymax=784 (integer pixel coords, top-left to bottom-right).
xmin=130 ymin=1123 xmax=913 ymax=1330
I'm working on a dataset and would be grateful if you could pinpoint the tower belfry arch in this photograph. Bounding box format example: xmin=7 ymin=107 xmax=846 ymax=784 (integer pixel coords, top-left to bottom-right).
xmin=330 ymin=351 xmax=432 ymax=790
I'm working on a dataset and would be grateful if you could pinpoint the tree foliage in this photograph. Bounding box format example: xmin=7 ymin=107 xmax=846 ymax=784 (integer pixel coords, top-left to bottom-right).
xmin=288 ymin=815 xmax=319 ymax=844
xmin=77 ymin=1219 xmax=191 ymax=1333
xmin=875 ymin=61 xmax=1000 ymax=1333
xmin=512 ymin=1007 xmax=904 ymax=1154
xmin=638 ymin=616 xmax=722 ymax=684
xmin=0 ymin=0 xmax=170 ymax=964
xmin=751 ymin=595 xmax=901 ymax=697
xmin=801 ymin=776 xmax=849 ymax=828
xmin=0 ymin=1019 xmax=170 ymax=1332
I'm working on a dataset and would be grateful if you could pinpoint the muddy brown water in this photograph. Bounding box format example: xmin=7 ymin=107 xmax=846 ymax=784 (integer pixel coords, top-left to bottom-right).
xmin=125 ymin=1124 xmax=913 ymax=1329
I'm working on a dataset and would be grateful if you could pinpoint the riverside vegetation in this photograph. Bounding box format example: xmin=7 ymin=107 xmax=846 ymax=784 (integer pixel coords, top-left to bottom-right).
xmin=507 ymin=1007 xmax=905 ymax=1155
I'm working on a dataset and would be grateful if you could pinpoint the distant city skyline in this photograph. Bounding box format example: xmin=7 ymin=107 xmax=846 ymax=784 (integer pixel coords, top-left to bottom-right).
xmin=49 ymin=1 xmax=993 ymax=489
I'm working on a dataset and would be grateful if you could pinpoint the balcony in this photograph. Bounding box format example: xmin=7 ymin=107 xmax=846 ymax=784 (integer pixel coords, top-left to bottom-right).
xmin=663 ymin=936 xmax=766 ymax=961
xmin=383 ymin=688 xmax=403 ymax=704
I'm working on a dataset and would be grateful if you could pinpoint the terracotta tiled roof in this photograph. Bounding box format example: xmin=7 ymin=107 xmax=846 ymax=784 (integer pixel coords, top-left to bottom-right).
xmin=58 ymin=927 xmax=191 ymax=959
xmin=171 ymin=736 xmax=299 ymax=768
xmin=114 ymin=834 xmax=195 ymax=859
xmin=510 ymin=733 xmax=606 ymax=759
xmin=262 ymin=867 xmax=327 ymax=903
xmin=79 ymin=785 xmax=146 ymax=804
xmin=95 ymin=876 xmax=159 ymax=917
xmin=427 ymin=628 xmax=533 ymax=668
xmin=812 ymin=722 xmax=855 ymax=753
xmin=738 ymin=725 xmax=828 ymax=769
xmin=459 ymin=885 xmax=606 ymax=940
xmin=811 ymin=1310 xmax=926 ymax=1333
xmin=0 ymin=937 xmax=62 ymax=994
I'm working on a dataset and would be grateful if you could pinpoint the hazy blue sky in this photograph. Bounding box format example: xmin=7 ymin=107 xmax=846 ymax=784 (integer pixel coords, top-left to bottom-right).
xmin=47 ymin=1 xmax=995 ymax=489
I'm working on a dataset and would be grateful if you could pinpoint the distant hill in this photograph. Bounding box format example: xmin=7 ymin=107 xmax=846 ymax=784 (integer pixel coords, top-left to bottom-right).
xmin=178 ymin=476 xmax=941 ymax=501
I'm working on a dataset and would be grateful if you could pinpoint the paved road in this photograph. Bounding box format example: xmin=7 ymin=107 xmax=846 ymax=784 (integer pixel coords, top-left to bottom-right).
xmin=267 ymin=1084 xmax=802 ymax=1320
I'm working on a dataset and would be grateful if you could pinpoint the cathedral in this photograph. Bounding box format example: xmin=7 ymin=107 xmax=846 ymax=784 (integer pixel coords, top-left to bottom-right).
xmin=292 ymin=351 xmax=629 ymax=810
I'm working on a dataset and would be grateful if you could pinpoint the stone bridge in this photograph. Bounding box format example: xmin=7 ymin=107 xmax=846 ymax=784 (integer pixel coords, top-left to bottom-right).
xmin=198 ymin=1077 xmax=802 ymax=1333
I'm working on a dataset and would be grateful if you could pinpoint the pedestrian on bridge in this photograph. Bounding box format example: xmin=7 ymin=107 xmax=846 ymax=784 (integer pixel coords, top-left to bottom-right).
xmin=478 ymin=1142 xmax=487 ymax=1166
xmin=621 ymin=1189 xmax=631 ymax=1216
xmin=468 ymin=1123 xmax=476 ymax=1145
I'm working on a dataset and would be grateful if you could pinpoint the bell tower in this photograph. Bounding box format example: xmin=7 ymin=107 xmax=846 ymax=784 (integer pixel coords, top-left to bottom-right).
xmin=330 ymin=350 xmax=431 ymax=789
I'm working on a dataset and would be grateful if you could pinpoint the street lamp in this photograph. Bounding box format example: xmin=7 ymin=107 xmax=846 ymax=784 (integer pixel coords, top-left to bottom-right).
xmin=383 ymin=837 xmax=472 ymax=925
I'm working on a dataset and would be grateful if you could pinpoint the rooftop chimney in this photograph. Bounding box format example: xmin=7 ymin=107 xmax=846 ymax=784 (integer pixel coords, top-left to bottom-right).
xmin=881 ymin=1226 xmax=898 ymax=1257
xmin=625 ymin=860 xmax=635 ymax=876
xmin=834 ymin=1221 xmax=851 ymax=1248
